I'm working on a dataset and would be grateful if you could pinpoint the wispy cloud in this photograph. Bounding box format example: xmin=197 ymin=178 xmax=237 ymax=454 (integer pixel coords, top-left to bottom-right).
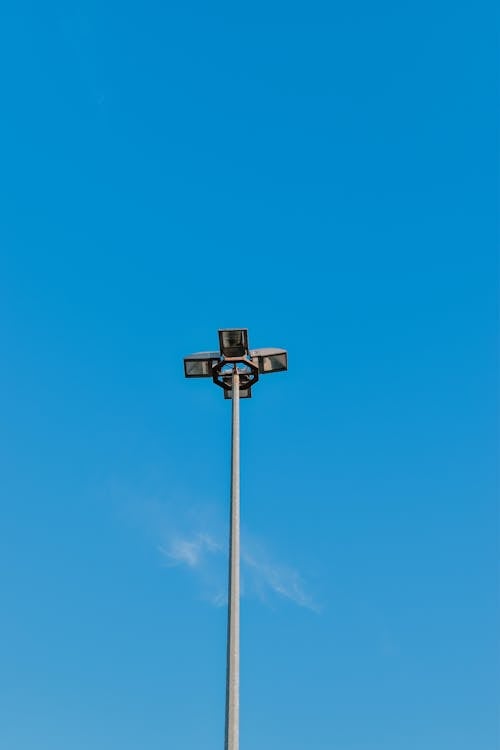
xmin=120 ymin=491 xmax=320 ymax=612
xmin=241 ymin=547 xmax=320 ymax=612
xmin=158 ymin=523 xmax=320 ymax=613
xmin=161 ymin=532 xmax=222 ymax=569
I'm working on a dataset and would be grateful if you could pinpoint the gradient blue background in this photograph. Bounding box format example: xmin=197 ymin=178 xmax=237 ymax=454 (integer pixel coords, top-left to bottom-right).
xmin=0 ymin=1 xmax=498 ymax=748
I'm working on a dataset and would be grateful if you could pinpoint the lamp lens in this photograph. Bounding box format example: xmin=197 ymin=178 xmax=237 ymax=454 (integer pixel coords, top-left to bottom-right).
xmin=219 ymin=329 xmax=248 ymax=357
xmin=184 ymin=360 xmax=211 ymax=377
xmin=260 ymin=352 xmax=287 ymax=373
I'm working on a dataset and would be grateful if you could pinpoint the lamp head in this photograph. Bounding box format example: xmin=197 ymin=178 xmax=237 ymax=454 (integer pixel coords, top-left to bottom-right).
xmin=218 ymin=328 xmax=249 ymax=358
xmin=250 ymin=348 xmax=288 ymax=374
xmin=183 ymin=351 xmax=220 ymax=378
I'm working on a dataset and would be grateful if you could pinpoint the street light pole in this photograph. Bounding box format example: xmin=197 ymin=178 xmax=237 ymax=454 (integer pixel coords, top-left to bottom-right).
xmin=225 ymin=366 xmax=240 ymax=750
xmin=183 ymin=330 xmax=287 ymax=750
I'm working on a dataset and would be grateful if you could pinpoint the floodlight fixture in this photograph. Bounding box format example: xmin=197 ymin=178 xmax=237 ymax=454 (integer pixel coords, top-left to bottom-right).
xmin=250 ymin=347 xmax=288 ymax=374
xmin=218 ymin=328 xmax=249 ymax=358
xmin=183 ymin=351 xmax=220 ymax=378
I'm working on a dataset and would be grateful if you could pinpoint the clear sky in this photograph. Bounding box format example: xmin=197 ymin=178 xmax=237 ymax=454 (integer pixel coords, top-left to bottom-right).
xmin=0 ymin=1 xmax=498 ymax=749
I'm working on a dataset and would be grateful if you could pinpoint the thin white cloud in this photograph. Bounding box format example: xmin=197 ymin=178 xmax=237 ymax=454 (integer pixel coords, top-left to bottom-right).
xmin=161 ymin=532 xmax=222 ymax=569
xmin=241 ymin=547 xmax=320 ymax=612
xmin=121 ymin=492 xmax=320 ymax=612
xmin=158 ymin=526 xmax=320 ymax=613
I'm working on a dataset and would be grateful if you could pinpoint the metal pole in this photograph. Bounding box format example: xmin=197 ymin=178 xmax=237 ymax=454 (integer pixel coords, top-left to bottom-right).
xmin=224 ymin=366 xmax=240 ymax=750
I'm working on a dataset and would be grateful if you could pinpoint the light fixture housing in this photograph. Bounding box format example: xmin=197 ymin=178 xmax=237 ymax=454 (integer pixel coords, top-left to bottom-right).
xmin=218 ymin=328 xmax=249 ymax=358
xmin=183 ymin=351 xmax=220 ymax=378
xmin=250 ymin=348 xmax=288 ymax=374
xmin=223 ymin=386 xmax=252 ymax=399
xmin=221 ymin=372 xmax=253 ymax=398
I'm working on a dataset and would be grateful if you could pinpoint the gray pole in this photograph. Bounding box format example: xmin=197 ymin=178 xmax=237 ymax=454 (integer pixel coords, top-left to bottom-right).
xmin=224 ymin=366 xmax=240 ymax=750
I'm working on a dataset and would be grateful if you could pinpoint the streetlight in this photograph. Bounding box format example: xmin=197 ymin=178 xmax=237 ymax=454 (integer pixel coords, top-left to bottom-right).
xmin=183 ymin=328 xmax=288 ymax=750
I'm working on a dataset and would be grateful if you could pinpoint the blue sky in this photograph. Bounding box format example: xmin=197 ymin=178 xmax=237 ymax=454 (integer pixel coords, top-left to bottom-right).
xmin=0 ymin=1 xmax=498 ymax=748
